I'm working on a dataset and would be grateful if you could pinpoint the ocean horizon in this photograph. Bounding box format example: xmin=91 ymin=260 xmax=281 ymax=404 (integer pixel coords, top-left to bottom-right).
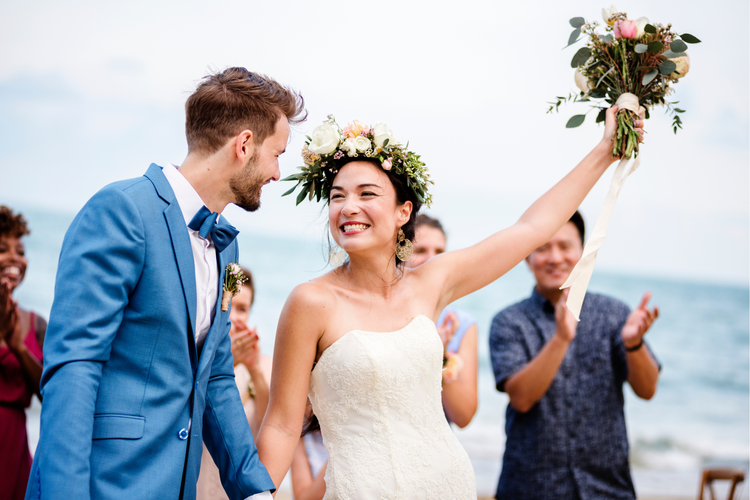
xmin=12 ymin=202 xmax=750 ymax=498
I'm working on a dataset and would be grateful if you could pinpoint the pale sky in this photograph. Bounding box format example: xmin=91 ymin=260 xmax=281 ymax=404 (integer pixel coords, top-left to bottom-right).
xmin=1 ymin=0 xmax=747 ymax=285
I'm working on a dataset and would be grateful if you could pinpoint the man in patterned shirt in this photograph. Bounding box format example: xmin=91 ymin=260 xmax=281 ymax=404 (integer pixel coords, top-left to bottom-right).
xmin=489 ymin=211 xmax=660 ymax=499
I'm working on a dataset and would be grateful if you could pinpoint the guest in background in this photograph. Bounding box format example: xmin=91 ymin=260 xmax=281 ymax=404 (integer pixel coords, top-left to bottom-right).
xmin=197 ymin=266 xmax=272 ymax=500
xmin=290 ymin=404 xmax=328 ymax=500
xmin=489 ymin=210 xmax=660 ymax=500
xmin=0 ymin=206 xmax=46 ymax=500
xmin=408 ymin=214 xmax=478 ymax=428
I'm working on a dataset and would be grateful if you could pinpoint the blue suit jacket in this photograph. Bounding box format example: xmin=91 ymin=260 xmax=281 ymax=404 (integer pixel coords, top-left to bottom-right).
xmin=26 ymin=164 xmax=275 ymax=500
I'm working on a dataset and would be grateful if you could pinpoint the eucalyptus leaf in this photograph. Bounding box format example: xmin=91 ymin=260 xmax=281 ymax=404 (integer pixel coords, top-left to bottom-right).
xmin=566 ymin=114 xmax=586 ymax=128
xmin=670 ymin=39 xmax=688 ymax=53
xmin=569 ymin=17 xmax=585 ymax=28
xmin=662 ymin=50 xmax=687 ymax=59
xmin=567 ymin=28 xmax=581 ymax=46
xmin=600 ymin=34 xmax=613 ymax=43
xmin=295 ymin=185 xmax=308 ymax=205
xmin=674 ymin=108 xmax=686 ymax=113
xmin=659 ymin=60 xmax=677 ymax=75
xmin=635 ymin=44 xmax=648 ymax=53
xmin=642 ymin=69 xmax=658 ymax=85
xmin=647 ymin=41 xmax=664 ymax=53
xmin=681 ymin=33 xmax=701 ymax=43
xmin=281 ymin=184 xmax=298 ymax=197
xmin=596 ymin=108 xmax=607 ymax=124
xmin=382 ymin=138 xmax=389 ymax=148
xmin=644 ymin=24 xmax=657 ymax=34
xmin=570 ymin=47 xmax=591 ymax=68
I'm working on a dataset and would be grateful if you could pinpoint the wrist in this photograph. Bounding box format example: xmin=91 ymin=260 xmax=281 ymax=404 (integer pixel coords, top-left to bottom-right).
xmin=553 ymin=331 xmax=574 ymax=346
xmin=625 ymin=338 xmax=644 ymax=352
xmin=594 ymin=140 xmax=616 ymax=164
xmin=9 ymin=341 xmax=27 ymax=356
xmin=247 ymin=364 xmax=264 ymax=378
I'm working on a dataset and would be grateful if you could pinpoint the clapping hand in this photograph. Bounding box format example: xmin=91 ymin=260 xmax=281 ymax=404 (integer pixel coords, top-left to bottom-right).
xmin=621 ymin=292 xmax=659 ymax=349
xmin=0 ymin=278 xmax=18 ymax=346
xmin=230 ymin=318 xmax=261 ymax=370
xmin=437 ymin=311 xmax=460 ymax=351
xmin=554 ymin=289 xmax=578 ymax=343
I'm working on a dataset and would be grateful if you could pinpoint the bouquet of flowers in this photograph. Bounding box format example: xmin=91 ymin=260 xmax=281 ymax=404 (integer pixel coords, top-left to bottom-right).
xmin=548 ymin=5 xmax=700 ymax=158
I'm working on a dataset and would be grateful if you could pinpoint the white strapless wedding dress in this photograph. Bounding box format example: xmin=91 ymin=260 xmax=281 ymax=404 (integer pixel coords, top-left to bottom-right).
xmin=309 ymin=315 xmax=476 ymax=499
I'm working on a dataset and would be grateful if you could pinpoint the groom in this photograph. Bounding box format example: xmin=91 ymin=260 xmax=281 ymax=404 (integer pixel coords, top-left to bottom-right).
xmin=26 ymin=68 xmax=305 ymax=500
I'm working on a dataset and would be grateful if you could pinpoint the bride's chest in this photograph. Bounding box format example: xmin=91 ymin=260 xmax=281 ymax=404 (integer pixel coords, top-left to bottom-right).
xmin=312 ymin=317 xmax=443 ymax=389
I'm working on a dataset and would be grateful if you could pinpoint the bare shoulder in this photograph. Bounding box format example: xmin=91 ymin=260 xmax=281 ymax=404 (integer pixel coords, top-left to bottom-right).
xmin=285 ymin=279 xmax=337 ymax=315
xmin=278 ymin=279 xmax=337 ymax=341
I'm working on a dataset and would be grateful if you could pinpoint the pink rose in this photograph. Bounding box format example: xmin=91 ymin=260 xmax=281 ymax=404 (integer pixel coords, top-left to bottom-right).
xmin=382 ymin=158 xmax=392 ymax=170
xmin=614 ymin=19 xmax=638 ymax=40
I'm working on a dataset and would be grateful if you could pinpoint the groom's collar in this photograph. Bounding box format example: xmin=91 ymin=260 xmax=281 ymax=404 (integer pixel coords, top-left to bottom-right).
xmin=162 ymin=163 xmax=213 ymax=227
xmin=145 ymin=163 xmax=224 ymax=227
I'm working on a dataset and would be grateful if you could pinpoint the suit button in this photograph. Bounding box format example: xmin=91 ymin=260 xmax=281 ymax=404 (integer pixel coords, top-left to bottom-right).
xmin=178 ymin=428 xmax=189 ymax=440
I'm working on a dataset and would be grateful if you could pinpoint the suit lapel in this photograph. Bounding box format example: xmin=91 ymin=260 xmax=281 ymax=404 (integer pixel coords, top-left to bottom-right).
xmin=145 ymin=164 xmax=199 ymax=372
xmin=197 ymin=246 xmax=228 ymax=375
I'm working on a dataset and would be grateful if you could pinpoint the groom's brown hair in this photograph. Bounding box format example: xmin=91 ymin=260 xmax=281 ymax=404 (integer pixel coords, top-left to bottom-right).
xmin=185 ymin=67 xmax=306 ymax=156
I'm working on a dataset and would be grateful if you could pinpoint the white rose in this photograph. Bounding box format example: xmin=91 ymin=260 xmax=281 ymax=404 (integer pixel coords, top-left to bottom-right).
xmin=341 ymin=138 xmax=358 ymax=157
xmin=602 ymin=4 xmax=618 ymax=25
xmin=634 ymin=17 xmax=649 ymax=39
xmin=308 ymin=123 xmax=340 ymax=155
xmin=574 ymin=68 xmax=592 ymax=94
xmin=354 ymin=136 xmax=371 ymax=152
xmin=373 ymin=122 xmax=397 ymax=149
xmin=670 ymin=53 xmax=690 ymax=79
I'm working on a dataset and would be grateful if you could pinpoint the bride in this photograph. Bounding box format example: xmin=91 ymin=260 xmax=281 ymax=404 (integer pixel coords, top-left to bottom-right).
xmin=255 ymin=107 xmax=641 ymax=498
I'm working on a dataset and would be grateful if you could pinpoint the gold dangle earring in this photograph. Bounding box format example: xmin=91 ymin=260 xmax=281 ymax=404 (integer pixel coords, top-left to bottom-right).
xmin=328 ymin=244 xmax=347 ymax=266
xmin=395 ymin=228 xmax=413 ymax=262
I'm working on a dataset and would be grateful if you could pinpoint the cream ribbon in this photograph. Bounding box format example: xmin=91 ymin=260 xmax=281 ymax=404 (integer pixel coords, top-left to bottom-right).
xmin=560 ymin=93 xmax=643 ymax=321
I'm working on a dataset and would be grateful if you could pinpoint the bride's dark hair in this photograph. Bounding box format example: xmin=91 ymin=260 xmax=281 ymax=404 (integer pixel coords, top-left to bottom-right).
xmin=328 ymin=158 xmax=422 ymax=267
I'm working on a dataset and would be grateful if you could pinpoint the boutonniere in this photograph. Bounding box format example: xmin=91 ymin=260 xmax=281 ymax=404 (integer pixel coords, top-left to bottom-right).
xmin=221 ymin=263 xmax=247 ymax=312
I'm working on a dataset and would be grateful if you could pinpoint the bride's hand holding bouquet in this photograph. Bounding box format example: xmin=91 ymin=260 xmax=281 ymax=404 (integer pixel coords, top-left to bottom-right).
xmin=547 ymin=6 xmax=699 ymax=318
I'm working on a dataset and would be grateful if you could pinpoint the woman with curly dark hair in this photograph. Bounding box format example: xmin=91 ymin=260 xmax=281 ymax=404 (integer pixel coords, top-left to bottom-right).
xmin=0 ymin=206 xmax=46 ymax=500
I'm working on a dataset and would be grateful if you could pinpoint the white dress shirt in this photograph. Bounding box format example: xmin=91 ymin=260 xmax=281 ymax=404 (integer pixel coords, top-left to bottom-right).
xmin=162 ymin=164 xmax=272 ymax=500
xmin=162 ymin=164 xmax=218 ymax=344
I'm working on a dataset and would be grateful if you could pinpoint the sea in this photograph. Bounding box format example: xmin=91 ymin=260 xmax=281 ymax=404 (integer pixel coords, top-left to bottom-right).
xmin=14 ymin=204 xmax=749 ymax=499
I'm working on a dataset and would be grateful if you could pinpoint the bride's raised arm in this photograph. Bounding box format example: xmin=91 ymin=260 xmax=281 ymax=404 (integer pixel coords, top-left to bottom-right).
xmin=423 ymin=105 xmax=640 ymax=308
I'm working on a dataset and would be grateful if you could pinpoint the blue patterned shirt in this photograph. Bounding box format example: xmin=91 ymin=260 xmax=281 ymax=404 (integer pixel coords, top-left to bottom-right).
xmin=489 ymin=289 xmax=656 ymax=500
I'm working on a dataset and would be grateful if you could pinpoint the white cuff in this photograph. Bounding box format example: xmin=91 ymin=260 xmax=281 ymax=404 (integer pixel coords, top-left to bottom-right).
xmin=245 ymin=491 xmax=273 ymax=500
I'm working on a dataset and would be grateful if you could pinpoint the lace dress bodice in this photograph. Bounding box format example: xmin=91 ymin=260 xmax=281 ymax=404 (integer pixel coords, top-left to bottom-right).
xmin=309 ymin=315 xmax=476 ymax=499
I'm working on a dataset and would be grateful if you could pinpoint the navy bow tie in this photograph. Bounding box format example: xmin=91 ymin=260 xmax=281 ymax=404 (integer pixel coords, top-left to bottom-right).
xmin=188 ymin=205 xmax=239 ymax=253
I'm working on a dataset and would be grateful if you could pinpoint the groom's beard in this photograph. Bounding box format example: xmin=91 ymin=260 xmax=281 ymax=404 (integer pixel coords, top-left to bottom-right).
xmin=230 ymin=154 xmax=265 ymax=212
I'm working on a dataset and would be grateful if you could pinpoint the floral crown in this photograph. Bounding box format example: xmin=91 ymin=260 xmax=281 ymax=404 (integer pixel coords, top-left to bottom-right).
xmin=281 ymin=116 xmax=433 ymax=207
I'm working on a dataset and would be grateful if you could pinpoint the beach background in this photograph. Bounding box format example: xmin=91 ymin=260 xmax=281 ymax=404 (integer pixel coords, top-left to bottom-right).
xmin=2 ymin=0 xmax=748 ymax=498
